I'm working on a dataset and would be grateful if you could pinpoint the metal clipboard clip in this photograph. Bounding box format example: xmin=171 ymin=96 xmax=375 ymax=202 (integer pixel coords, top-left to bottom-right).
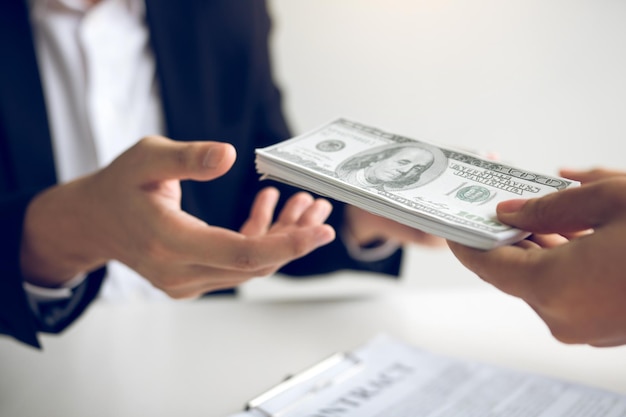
xmin=244 ymin=351 xmax=363 ymax=417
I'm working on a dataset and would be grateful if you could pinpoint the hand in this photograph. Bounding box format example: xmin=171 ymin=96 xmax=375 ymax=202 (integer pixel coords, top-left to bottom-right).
xmin=448 ymin=168 xmax=626 ymax=347
xmin=20 ymin=136 xmax=335 ymax=298
xmin=344 ymin=205 xmax=446 ymax=248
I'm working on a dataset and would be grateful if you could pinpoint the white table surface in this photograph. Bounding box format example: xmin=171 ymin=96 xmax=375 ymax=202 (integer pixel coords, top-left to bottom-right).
xmin=1 ymin=282 xmax=626 ymax=417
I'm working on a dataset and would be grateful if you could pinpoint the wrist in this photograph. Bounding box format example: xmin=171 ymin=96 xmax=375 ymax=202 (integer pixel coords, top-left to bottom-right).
xmin=343 ymin=205 xmax=383 ymax=246
xmin=20 ymin=180 xmax=107 ymax=287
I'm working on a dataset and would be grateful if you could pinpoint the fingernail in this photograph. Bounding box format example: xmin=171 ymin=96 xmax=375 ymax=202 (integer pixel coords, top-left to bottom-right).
xmin=497 ymin=199 xmax=527 ymax=214
xmin=202 ymin=147 xmax=223 ymax=168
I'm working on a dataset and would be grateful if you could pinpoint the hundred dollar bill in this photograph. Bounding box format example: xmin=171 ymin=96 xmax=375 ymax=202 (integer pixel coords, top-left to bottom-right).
xmin=255 ymin=119 xmax=580 ymax=249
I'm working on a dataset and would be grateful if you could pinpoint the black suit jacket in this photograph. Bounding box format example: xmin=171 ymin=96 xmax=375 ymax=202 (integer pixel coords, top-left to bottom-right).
xmin=0 ymin=0 xmax=402 ymax=348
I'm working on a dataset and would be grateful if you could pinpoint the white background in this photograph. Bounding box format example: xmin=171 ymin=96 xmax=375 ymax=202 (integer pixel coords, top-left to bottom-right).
xmin=243 ymin=0 xmax=626 ymax=295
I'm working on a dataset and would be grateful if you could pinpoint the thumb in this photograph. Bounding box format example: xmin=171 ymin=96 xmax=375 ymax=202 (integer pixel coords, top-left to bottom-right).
xmin=559 ymin=167 xmax=626 ymax=184
xmin=124 ymin=136 xmax=237 ymax=184
xmin=497 ymin=180 xmax=626 ymax=234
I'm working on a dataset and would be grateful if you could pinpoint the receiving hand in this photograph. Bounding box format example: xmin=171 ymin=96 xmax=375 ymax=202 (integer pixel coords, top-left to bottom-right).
xmin=343 ymin=205 xmax=446 ymax=248
xmin=20 ymin=136 xmax=335 ymax=298
xmin=448 ymin=168 xmax=626 ymax=347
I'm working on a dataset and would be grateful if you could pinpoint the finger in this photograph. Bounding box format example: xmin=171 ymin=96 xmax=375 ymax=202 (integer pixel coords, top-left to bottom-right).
xmin=560 ymin=229 xmax=593 ymax=240
xmin=183 ymin=262 xmax=281 ymax=293
xmin=147 ymin=263 xmax=274 ymax=299
xmin=276 ymin=192 xmax=315 ymax=224
xmin=240 ymin=187 xmax=280 ymax=236
xmin=513 ymin=239 xmax=540 ymax=250
xmin=496 ymin=179 xmax=626 ymax=234
xmin=447 ymin=241 xmax=544 ymax=297
xmin=559 ymin=167 xmax=626 ymax=184
xmin=414 ymin=233 xmax=447 ymax=247
xmin=176 ymin=222 xmax=336 ymax=271
xmin=124 ymin=136 xmax=237 ymax=184
xmin=527 ymin=233 xmax=569 ymax=248
xmin=292 ymin=198 xmax=333 ymax=227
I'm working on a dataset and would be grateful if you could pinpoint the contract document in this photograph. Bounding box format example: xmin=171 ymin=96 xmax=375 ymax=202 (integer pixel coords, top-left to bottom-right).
xmin=230 ymin=335 xmax=626 ymax=417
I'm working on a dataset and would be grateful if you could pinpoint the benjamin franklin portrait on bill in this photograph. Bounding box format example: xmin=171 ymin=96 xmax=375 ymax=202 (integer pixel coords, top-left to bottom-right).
xmin=335 ymin=142 xmax=448 ymax=191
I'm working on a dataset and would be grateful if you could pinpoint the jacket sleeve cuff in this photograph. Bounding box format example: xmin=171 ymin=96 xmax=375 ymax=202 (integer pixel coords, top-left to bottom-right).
xmin=340 ymin=225 xmax=402 ymax=263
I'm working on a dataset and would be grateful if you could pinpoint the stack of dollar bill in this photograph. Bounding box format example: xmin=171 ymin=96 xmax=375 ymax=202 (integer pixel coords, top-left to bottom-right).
xmin=255 ymin=119 xmax=579 ymax=249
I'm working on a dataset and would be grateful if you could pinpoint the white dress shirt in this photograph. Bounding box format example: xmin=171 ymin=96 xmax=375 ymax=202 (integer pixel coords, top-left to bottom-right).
xmin=27 ymin=0 xmax=170 ymax=302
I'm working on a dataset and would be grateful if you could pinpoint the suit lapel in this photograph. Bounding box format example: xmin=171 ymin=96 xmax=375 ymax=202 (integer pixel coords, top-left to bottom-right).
xmin=0 ymin=0 xmax=57 ymax=190
xmin=145 ymin=0 xmax=221 ymax=141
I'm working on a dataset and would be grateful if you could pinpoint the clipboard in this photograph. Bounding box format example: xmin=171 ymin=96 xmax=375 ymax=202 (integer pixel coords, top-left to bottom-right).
xmin=229 ymin=334 xmax=626 ymax=417
xmin=244 ymin=352 xmax=363 ymax=417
